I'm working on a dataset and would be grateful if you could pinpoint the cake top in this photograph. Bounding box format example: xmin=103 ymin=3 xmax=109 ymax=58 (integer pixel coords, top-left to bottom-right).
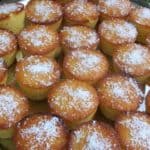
xmin=113 ymin=44 xmax=150 ymax=76
xmin=0 ymin=29 xmax=17 ymax=56
xmin=0 ymin=86 xmax=29 ymax=128
xmin=48 ymin=80 xmax=99 ymax=122
xmin=0 ymin=3 xmax=24 ymax=20
xmin=129 ymin=7 xmax=150 ymax=27
xmin=60 ymin=26 xmax=99 ymax=50
xmin=16 ymin=56 xmax=60 ymax=88
xmin=97 ymin=74 xmax=143 ymax=111
xmin=116 ymin=113 xmax=150 ymax=149
xmin=14 ymin=114 xmax=68 ymax=150
xmin=18 ymin=26 xmax=59 ymax=55
xmin=63 ymin=49 xmax=109 ymax=83
xmin=69 ymin=121 xmax=121 ymax=150
xmin=26 ymin=0 xmax=63 ymax=24
xmin=98 ymin=0 xmax=131 ymax=17
xmin=64 ymin=0 xmax=99 ymax=22
xmin=99 ymin=19 xmax=137 ymax=44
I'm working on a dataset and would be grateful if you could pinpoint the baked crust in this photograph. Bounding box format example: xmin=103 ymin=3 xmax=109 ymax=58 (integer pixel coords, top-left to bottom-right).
xmin=16 ymin=56 xmax=61 ymax=89
xmin=146 ymin=34 xmax=150 ymax=48
xmin=0 ymin=58 xmax=7 ymax=82
xmin=0 ymin=86 xmax=29 ymax=129
xmin=97 ymin=74 xmax=144 ymax=111
xmin=18 ymin=25 xmax=60 ymax=55
xmin=26 ymin=0 xmax=63 ymax=24
xmin=48 ymin=79 xmax=99 ymax=122
xmin=14 ymin=114 xmax=68 ymax=150
xmin=69 ymin=120 xmax=121 ymax=150
xmin=98 ymin=19 xmax=137 ymax=45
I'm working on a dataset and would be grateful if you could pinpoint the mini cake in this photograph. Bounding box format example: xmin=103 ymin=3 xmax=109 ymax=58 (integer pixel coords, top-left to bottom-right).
xmin=129 ymin=7 xmax=150 ymax=44
xmin=98 ymin=0 xmax=131 ymax=21
xmin=64 ymin=0 xmax=99 ymax=28
xmin=0 ymin=58 xmax=8 ymax=85
xmin=146 ymin=34 xmax=150 ymax=48
xmin=48 ymin=79 xmax=99 ymax=129
xmin=18 ymin=25 xmax=61 ymax=58
xmin=0 ymin=3 xmax=25 ymax=34
xmin=69 ymin=120 xmax=121 ymax=150
xmin=60 ymin=26 xmax=99 ymax=53
xmin=113 ymin=43 xmax=150 ymax=83
xmin=97 ymin=74 xmax=143 ymax=120
xmin=115 ymin=112 xmax=150 ymax=150
xmin=25 ymin=0 xmax=63 ymax=31
xmin=0 ymin=29 xmax=17 ymax=67
xmin=16 ymin=56 xmax=61 ymax=101
xmin=146 ymin=91 xmax=150 ymax=113
xmin=0 ymin=86 xmax=29 ymax=139
xmin=63 ymin=49 xmax=109 ymax=85
xmin=14 ymin=114 xmax=68 ymax=150
xmin=98 ymin=19 xmax=137 ymax=56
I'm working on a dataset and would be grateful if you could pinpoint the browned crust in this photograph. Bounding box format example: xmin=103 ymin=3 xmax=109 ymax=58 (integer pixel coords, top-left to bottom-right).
xmin=98 ymin=0 xmax=131 ymax=18
xmin=48 ymin=79 xmax=99 ymax=122
xmin=15 ymin=56 xmax=61 ymax=89
xmin=0 ymin=29 xmax=17 ymax=56
xmin=113 ymin=43 xmax=150 ymax=77
xmin=69 ymin=120 xmax=121 ymax=150
xmin=64 ymin=0 xmax=99 ymax=24
xmin=63 ymin=49 xmax=109 ymax=84
xmin=13 ymin=113 xmax=69 ymax=150
xmin=0 ymin=59 xmax=7 ymax=82
xmin=97 ymin=74 xmax=143 ymax=112
xmin=25 ymin=0 xmax=63 ymax=25
xmin=115 ymin=112 xmax=150 ymax=150
xmin=0 ymin=86 xmax=29 ymax=129
xmin=146 ymin=34 xmax=150 ymax=48
xmin=0 ymin=3 xmax=24 ymax=20
xmin=146 ymin=91 xmax=150 ymax=110
xmin=18 ymin=25 xmax=60 ymax=55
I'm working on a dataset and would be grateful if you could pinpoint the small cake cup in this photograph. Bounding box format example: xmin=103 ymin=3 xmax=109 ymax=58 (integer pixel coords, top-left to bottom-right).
xmin=60 ymin=26 xmax=99 ymax=53
xmin=13 ymin=114 xmax=68 ymax=150
xmin=0 ymin=29 xmax=17 ymax=67
xmin=63 ymin=49 xmax=109 ymax=85
xmin=69 ymin=120 xmax=121 ymax=150
xmin=113 ymin=43 xmax=150 ymax=84
xmin=15 ymin=56 xmax=61 ymax=101
xmin=64 ymin=0 xmax=99 ymax=28
xmin=98 ymin=0 xmax=131 ymax=21
xmin=129 ymin=7 xmax=150 ymax=44
xmin=18 ymin=25 xmax=61 ymax=58
xmin=0 ymin=3 xmax=25 ymax=34
xmin=48 ymin=79 xmax=99 ymax=129
xmin=0 ymin=86 xmax=29 ymax=139
xmin=98 ymin=19 xmax=137 ymax=56
xmin=97 ymin=74 xmax=144 ymax=121
xmin=25 ymin=0 xmax=63 ymax=31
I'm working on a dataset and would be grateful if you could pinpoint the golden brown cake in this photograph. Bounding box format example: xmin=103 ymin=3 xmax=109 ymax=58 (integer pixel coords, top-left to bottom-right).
xmin=26 ymin=0 xmax=63 ymax=31
xmin=0 ymin=86 xmax=29 ymax=139
xmin=18 ymin=25 xmax=61 ymax=58
xmin=113 ymin=43 xmax=150 ymax=83
xmin=98 ymin=19 xmax=137 ymax=56
xmin=129 ymin=7 xmax=150 ymax=44
xmin=14 ymin=114 xmax=68 ymax=150
xmin=115 ymin=112 xmax=150 ymax=150
xmin=0 ymin=58 xmax=7 ymax=85
xmin=16 ymin=56 xmax=61 ymax=101
xmin=97 ymin=74 xmax=143 ymax=120
xmin=146 ymin=34 xmax=150 ymax=49
xmin=64 ymin=0 xmax=99 ymax=28
xmin=48 ymin=79 xmax=99 ymax=129
xmin=0 ymin=3 xmax=25 ymax=34
xmin=69 ymin=120 xmax=121 ymax=150
xmin=98 ymin=0 xmax=131 ymax=21
xmin=63 ymin=49 xmax=109 ymax=85
xmin=146 ymin=91 xmax=150 ymax=113
xmin=0 ymin=29 xmax=17 ymax=67
xmin=60 ymin=26 xmax=99 ymax=53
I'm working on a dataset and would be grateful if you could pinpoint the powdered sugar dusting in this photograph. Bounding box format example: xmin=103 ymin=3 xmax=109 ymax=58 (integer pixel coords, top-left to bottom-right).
xmin=119 ymin=115 xmax=150 ymax=149
xmin=61 ymin=26 xmax=99 ymax=49
xmin=20 ymin=117 xmax=61 ymax=149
